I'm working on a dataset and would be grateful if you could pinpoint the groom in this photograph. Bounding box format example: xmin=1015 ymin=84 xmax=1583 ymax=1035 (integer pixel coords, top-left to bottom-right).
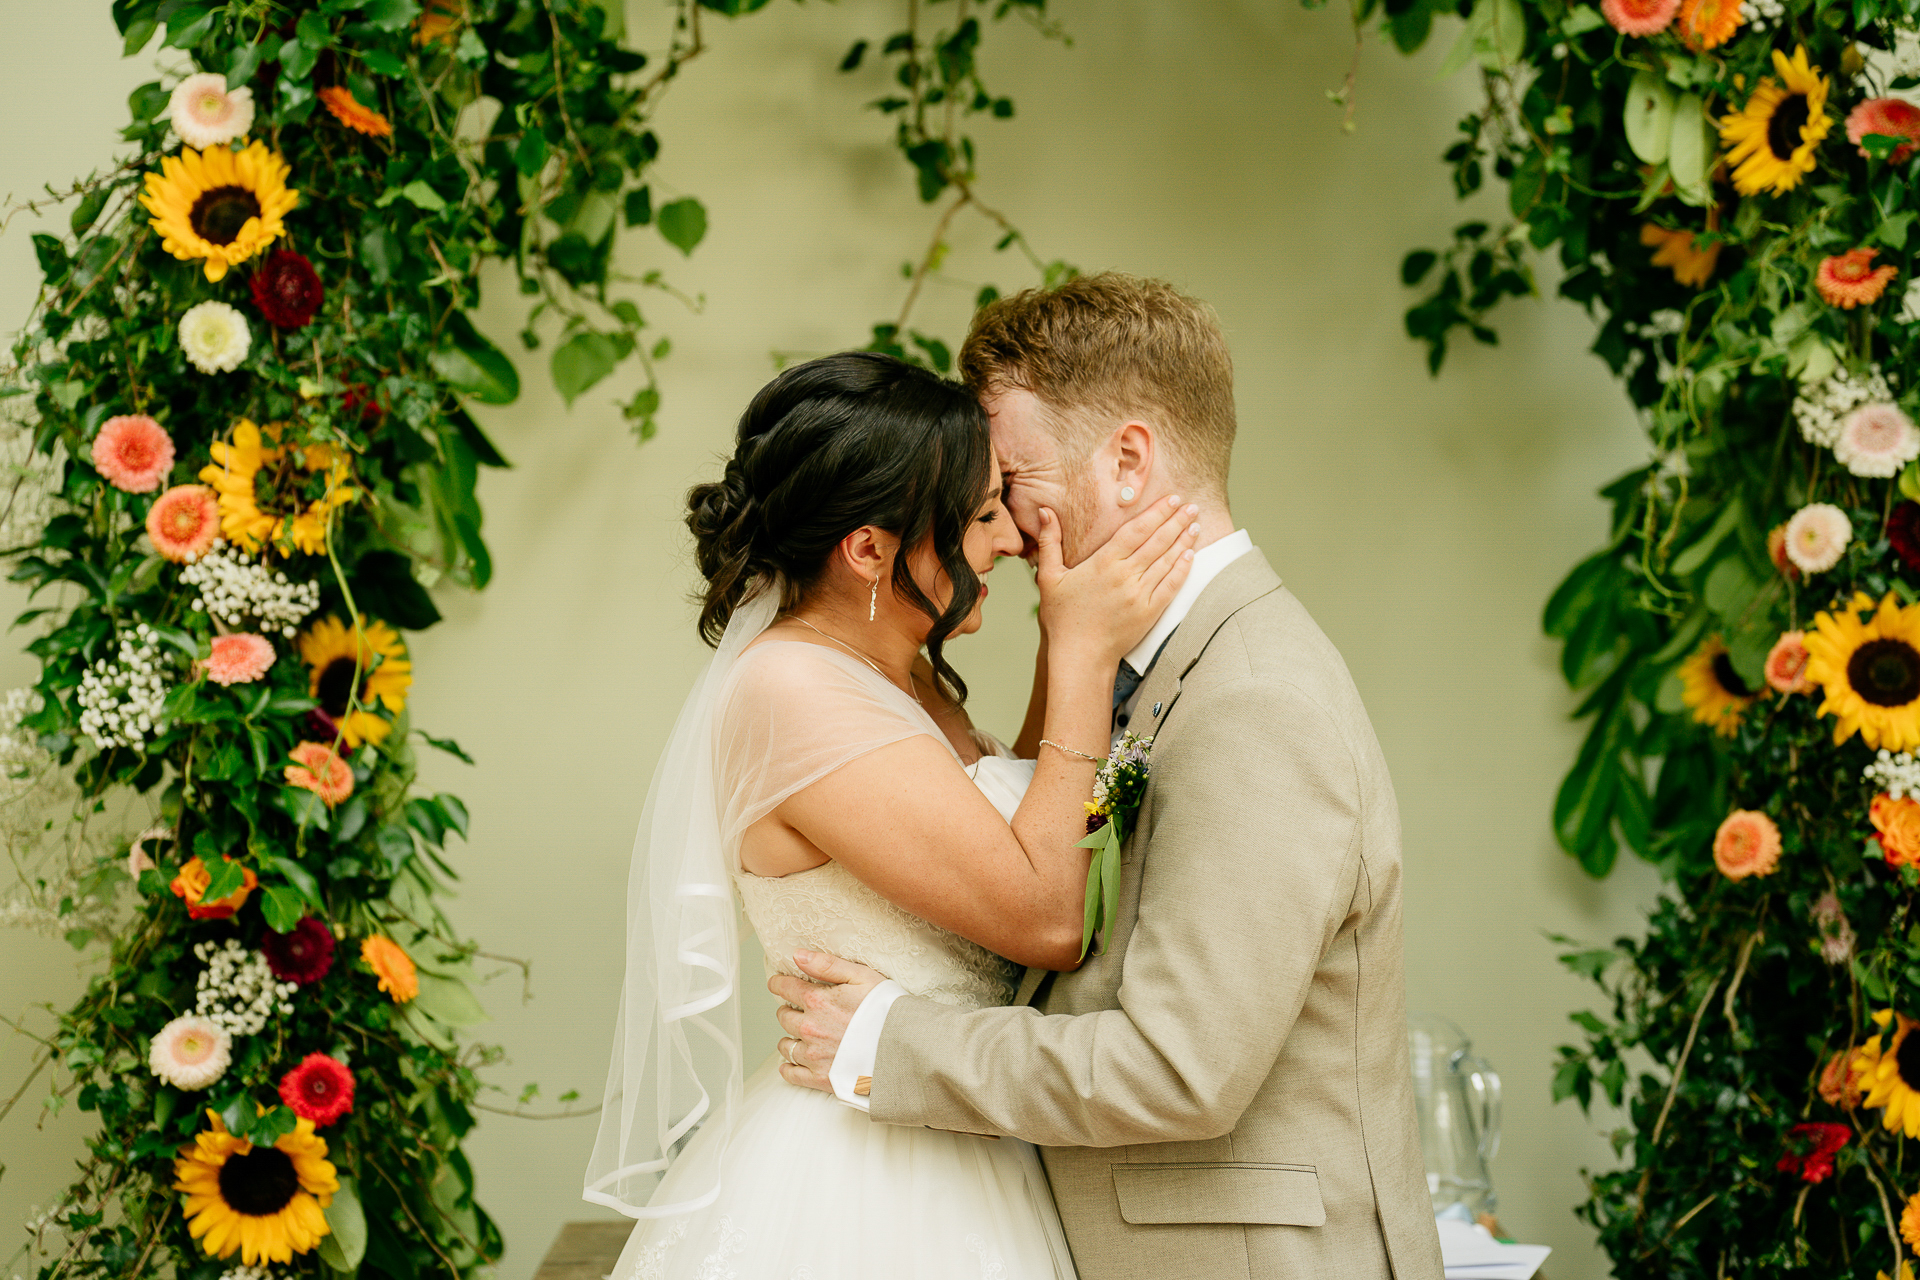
xmin=774 ymin=274 xmax=1444 ymax=1279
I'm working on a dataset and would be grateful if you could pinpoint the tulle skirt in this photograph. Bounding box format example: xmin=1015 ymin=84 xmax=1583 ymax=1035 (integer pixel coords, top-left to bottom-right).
xmin=609 ymin=1056 xmax=1078 ymax=1280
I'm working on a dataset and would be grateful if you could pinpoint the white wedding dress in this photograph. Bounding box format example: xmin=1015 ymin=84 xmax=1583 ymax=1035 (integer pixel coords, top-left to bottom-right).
xmin=606 ymin=641 xmax=1078 ymax=1280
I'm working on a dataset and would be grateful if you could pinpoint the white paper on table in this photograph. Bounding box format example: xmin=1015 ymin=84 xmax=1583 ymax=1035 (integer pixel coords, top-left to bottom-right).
xmin=1436 ymin=1218 xmax=1552 ymax=1280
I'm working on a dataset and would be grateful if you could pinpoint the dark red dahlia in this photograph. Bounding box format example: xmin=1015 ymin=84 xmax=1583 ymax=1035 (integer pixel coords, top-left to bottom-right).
xmin=249 ymin=249 xmax=324 ymax=328
xmin=262 ymin=915 xmax=336 ymax=985
xmin=1891 ymin=502 xmax=1920 ymax=574
xmin=1775 ymin=1121 xmax=1850 ymax=1183
xmin=341 ymin=382 xmax=388 ymax=421
xmin=279 ymin=1052 xmax=355 ymax=1127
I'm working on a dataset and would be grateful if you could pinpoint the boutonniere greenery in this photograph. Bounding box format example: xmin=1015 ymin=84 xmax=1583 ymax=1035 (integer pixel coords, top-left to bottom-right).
xmin=1078 ymin=732 xmax=1152 ymax=961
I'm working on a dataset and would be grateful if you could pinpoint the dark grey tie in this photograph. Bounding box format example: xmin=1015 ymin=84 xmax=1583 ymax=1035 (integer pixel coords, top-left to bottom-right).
xmin=1112 ymin=633 xmax=1174 ymax=729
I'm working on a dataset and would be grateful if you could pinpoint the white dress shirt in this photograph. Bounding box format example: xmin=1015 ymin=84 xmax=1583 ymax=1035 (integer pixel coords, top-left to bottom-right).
xmin=829 ymin=530 xmax=1256 ymax=1110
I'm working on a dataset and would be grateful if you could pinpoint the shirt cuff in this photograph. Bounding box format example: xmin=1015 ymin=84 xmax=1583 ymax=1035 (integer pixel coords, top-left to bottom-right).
xmin=828 ymin=979 xmax=907 ymax=1112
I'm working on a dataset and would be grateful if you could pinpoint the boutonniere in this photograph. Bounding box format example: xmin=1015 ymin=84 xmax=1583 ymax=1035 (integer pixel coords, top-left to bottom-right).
xmin=1077 ymin=731 xmax=1153 ymax=961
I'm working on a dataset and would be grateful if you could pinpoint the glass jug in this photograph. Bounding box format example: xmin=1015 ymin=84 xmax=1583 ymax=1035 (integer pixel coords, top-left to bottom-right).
xmin=1407 ymin=1013 xmax=1502 ymax=1220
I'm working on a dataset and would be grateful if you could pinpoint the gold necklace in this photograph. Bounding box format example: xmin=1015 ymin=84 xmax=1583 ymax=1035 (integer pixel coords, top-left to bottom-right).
xmin=786 ymin=615 xmax=922 ymax=705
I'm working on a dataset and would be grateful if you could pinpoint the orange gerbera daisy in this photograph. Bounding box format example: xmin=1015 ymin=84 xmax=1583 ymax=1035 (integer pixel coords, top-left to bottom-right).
xmin=1816 ymin=247 xmax=1899 ymax=309
xmin=1676 ymin=0 xmax=1741 ymax=49
xmin=361 ymin=935 xmax=418 ymax=1003
xmin=1642 ymin=223 xmax=1721 ymax=288
xmin=318 ymin=87 xmax=392 ymax=138
xmin=285 ymin=742 xmax=353 ymax=807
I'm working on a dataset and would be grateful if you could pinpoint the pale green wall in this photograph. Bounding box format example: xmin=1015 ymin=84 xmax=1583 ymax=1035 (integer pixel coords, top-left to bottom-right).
xmin=0 ymin=3 xmax=1664 ymax=1277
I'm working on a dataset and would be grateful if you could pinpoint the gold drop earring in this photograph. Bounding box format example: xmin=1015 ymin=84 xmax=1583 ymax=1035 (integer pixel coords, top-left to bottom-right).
xmin=869 ymin=575 xmax=879 ymax=622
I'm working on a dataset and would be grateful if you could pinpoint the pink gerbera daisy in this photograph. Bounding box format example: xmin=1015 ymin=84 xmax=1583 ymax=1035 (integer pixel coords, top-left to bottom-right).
xmin=91 ymin=415 xmax=174 ymax=493
xmin=1835 ymin=403 xmax=1920 ymax=478
xmin=203 ymin=633 xmax=276 ymax=685
xmin=286 ymin=741 xmax=353 ymax=806
xmin=1847 ymin=97 xmax=1920 ymax=164
xmin=1602 ymin=0 xmax=1680 ymax=35
xmin=145 ymin=485 xmax=220 ymax=562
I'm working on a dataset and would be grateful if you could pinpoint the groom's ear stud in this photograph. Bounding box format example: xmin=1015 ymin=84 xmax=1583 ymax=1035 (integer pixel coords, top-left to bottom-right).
xmin=1119 ymin=486 xmax=1136 ymax=504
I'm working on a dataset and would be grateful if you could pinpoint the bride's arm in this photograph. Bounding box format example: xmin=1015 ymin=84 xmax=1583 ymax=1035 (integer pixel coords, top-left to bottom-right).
xmin=1011 ymin=628 xmax=1047 ymax=760
xmin=775 ymin=499 xmax=1197 ymax=971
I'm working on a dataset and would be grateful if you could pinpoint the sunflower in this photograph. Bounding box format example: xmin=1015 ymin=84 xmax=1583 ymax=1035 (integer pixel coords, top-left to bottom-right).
xmin=139 ymin=141 xmax=298 ymax=282
xmin=1719 ymin=45 xmax=1831 ymax=196
xmin=198 ymin=420 xmax=355 ymax=556
xmin=1805 ymin=592 xmax=1920 ymax=751
xmin=1856 ymin=1010 xmax=1920 ymax=1138
xmin=298 ymin=615 xmax=411 ymax=748
xmin=1678 ymin=635 xmax=1757 ymax=736
xmin=174 ymin=1110 xmax=337 ymax=1264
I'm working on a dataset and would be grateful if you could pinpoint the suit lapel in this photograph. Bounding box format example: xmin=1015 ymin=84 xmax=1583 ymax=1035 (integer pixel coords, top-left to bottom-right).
xmin=1129 ymin=549 xmax=1283 ymax=743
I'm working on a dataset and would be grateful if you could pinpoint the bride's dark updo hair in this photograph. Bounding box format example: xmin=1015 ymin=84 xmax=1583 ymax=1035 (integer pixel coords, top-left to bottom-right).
xmin=687 ymin=351 xmax=993 ymax=701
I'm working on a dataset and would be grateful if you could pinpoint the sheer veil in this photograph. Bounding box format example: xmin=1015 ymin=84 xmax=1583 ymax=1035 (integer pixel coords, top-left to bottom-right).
xmin=582 ymin=579 xmax=781 ymax=1218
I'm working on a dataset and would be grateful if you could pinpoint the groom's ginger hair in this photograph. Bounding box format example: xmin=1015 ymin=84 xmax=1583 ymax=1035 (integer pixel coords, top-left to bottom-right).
xmin=958 ymin=273 xmax=1236 ymax=495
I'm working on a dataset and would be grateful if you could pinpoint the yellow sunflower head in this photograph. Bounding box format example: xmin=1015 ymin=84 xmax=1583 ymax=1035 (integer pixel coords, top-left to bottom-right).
xmin=1678 ymin=635 xmax=1757 ymax=736
xmin=298 ymin=615 xmax=412 ymax=748
xmin=1718 ymin=46 xmax=1831 ymax=197
xmin=1856 ymin=1011 xmax=1920 ymax=1139
xmin=196 ymin=421 xmax=357 ymax=556
xmin=173 ymin=1110 xmax=337 ymax=1264
xmin=1804 ymin=592 xmax=1920 ymax=751
xmin=139 ymin=141 xmax=298 ymax=282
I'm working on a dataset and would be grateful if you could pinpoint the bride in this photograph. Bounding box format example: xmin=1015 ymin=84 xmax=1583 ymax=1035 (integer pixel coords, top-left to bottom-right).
xmin=584 ymin=351 xmax=1200 ymax=1279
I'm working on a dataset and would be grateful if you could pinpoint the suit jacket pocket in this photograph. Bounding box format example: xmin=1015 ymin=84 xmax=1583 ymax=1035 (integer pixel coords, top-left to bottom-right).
xmin=1111 ymin=1161 xmax=1325 ymax=1227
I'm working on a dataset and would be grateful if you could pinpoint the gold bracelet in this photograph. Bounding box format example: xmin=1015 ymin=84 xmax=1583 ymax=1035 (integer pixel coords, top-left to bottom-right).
xmin=1040 ymin=738 xmax=1103 ymax=763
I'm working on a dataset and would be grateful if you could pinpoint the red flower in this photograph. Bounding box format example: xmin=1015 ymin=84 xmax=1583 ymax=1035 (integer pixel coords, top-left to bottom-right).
xmin=1776 ymin=1122 xmax=1850 ymax=1183
xmin=261 ymin=915 xmax=336 ymax=985
xmin=249 ymin=250 xmax=324 ymax=328
xmin=1892 ymin=503 xmax=1920 ymax=574
xmin=279 ymin=1052 xmax=355 ymax=1127
xmin=341 ymin=382 xmax=388 ymax=421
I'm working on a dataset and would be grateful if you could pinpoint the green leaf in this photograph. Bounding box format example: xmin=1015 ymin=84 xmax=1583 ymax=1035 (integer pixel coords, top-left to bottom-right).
xmin=623 ymin=185 xmax=652 ymax=226
xmin=362 ymin=46 xmax=407 ymax=78
xmin=375 ymin=824 xmax=414 ymax=874
xmin=200 ymin=858 xmax=248 ymax=903
xmin=260 ymin=886 xmax=305 ymax=934
xmin=318 ymin=1177 xmax=368 ymax=1271
xmin=431 ymin=312 xmax=520 ymax=405
xmin=395 ymin=180 xmax=448 ymax=212
xmin=1668 ymin=503 xmax=1740 ymax=577
xmin=420 ymin=732 xmax=476 ymax=765
xmin=351 ymin=550 xmax=442 ymax=631
xmin=434 ymin=794 xmax=470 ymax=840
xmin=1400 ymin=249 xmax=1438 ymax=286
xmin=1666 ymin=93 xmax=1713 ymax=204
xmin=226 ymin=39 xmax=268 ymax=90
xmin=1623 ymin=71 xmax=1675 ymax=166
xmin=359 ymin=0 xmax=422 ymax=31
xmin=413 ymin=971 xmax=488 ymax=1027
xmin=656 ymin=198 xmax=707 ymax=255
xmin=515 ymin=129 xmax=550 ymax=178
xmin=262 ymin=854 xmax=322 ymax=908
xmin=550 ymin=332 xmax=620 ymax=406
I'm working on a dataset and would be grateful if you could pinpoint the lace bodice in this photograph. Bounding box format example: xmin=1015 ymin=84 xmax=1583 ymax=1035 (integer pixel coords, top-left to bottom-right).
xmin=734 ymin=753 xmax=1033 ymax=1009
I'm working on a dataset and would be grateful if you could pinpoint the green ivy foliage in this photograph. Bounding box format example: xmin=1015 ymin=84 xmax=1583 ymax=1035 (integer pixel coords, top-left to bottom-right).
xmin=1356 ymin=0 xmax=1920 ymax=1272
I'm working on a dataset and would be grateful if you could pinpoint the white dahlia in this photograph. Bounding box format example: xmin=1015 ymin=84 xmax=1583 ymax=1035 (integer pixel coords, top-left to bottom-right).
xmin=1834 ymin=403 xmax=1920 ymax=478
xmin=147 ymin=1013 xmax=232 ymax=1090
xmin=166 ymin=73 xmax=255 ymax=151
xmin=178 ymin=301 xmax=251 ymax=374
xmin=1783 ymin=502 xmax=1852 ymax=574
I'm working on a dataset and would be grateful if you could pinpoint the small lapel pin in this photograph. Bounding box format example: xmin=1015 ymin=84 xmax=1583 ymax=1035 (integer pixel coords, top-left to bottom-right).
xmin=1151 ymin=702 xmax=1162 ymax=717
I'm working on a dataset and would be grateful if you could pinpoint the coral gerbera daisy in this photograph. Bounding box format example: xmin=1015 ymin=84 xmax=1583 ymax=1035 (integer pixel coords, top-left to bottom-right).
xmin=1906 ymin=1190 xmax=1920 ymax=1250
xmin=198 ymin=420 xmax=356 ymax=557
xmin=1805 ymin=592 xmax=1920 ymax=751
xmin=1602 ymin=0 xmax=1679 ymax=35
xmin=203 ymin=633 xmax=276 ymax=686
xmin=1764 ymin=630 xmax=1812 ymax=694
xmin=147 ymin=484 xmax=221 ymax=562
xmin=1821 ymin=1048 xmax=1864 ymax=1106
xmin=1848 ymin=97 xmax=1920 ymax=164
xmin=297 ymin=615 xmax=411 ymax=748
xmin=1712 ymin=808 xmax=1780 ymax=879
xmin=361 ymin=934 xmax=418 ymax=1003
xmin=139 ymin=141 xmax=298 ymax=282
xmin=174 ymin=1110 xmax=337 ymax=1264
xmin=1676 ymin=0 xmax=1741 ymax=49
xmin=279 ymin=1053 xmax=355 ymax=1128
xmin=1679 ymin=635 xmax=1758 ymax=736
xmin=1856 ymin=1010 xmax=1920 ymax=1139
xmin=1817 ymin=247 xmax=1900 ymax=309
xmin=1641 ymin=223 xmax=1721 ymax=288
xmin=318 ymin=86 xmax=393 ymax=138
xmin=91 ymin=414 xmax=174 ymax=492
xmin=262 ymin=915 xmax=335 ymax=985
xmin=1719 ymin=46 xmax=1831 ymax=197
xmin=286 ymin=741 xmax=353 ymax=806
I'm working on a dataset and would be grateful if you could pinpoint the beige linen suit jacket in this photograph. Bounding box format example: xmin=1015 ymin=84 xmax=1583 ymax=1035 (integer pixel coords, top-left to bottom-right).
xmin=870 ymin=550 xmax=1444 ymax=1279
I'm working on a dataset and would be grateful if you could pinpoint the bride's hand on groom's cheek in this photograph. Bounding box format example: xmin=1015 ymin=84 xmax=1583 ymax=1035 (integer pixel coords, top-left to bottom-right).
xmin=769 ymin=949 xmax=887 ymax=1093
xmin=1035 ymin=496 xmax=1199 ymax=667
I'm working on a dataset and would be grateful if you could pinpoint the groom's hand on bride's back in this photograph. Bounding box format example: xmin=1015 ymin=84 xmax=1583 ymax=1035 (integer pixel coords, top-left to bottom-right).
xmin=770 ymin=949 xmax=886 ymax=1094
